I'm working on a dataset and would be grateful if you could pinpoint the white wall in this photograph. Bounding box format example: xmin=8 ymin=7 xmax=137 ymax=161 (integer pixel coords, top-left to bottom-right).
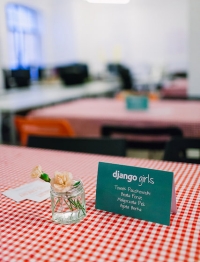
xmin=0 ymin=0 xmax=189 ymax=91
xmin=69 ymin=0 xmax=188 ymax=75
xmin=50 ymin=0 xmax=78 ymax=66
xmin=188 ymin=0 xmax=200 ymax=97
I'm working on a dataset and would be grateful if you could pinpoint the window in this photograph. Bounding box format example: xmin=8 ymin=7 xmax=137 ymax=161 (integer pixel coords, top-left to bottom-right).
xmin=6 ymin=3 xmax=42 ymax=79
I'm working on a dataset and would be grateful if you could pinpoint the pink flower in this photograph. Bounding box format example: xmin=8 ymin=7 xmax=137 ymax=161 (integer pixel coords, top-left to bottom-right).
xmin=50 ymin=171 xmax=73 ymax=192
xmin=31 ymin=165 xmax=43 ymax=178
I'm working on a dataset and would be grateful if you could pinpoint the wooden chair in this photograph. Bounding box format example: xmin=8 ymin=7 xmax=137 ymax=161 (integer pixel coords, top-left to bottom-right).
xmin=27 ymin=135 xmax=126 ymax=157
xmin=163 ymin=137 xmax=200 ymax=164
xmin=14 ymin=116 xmax=75 ymax=146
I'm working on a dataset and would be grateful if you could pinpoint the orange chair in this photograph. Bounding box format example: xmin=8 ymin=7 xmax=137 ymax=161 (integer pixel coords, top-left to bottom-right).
xmin=14 ymin=116 xmax=75 ymax=146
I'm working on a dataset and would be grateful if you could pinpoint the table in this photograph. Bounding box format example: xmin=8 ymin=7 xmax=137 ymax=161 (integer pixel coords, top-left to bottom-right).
xmin=0 ymin=145 xmax=199 ymax=261
xmin=28 ymin=98 xmax=200 ymax=138
xmin=0 ymin=79 xmax=120 ymax=144
xmin=160 ymin=79 xmax=187 ymax=99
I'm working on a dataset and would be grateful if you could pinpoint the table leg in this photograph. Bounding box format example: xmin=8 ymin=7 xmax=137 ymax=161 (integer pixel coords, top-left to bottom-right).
xmin=9 ymin=113 xmax=17 ymax=145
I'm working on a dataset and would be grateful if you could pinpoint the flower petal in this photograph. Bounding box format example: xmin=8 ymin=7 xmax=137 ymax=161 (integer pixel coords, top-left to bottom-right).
xmin=51 ymin=171 xmax=73 ymax=192
xmin=31 ymin=165 xmax=43 ymax=178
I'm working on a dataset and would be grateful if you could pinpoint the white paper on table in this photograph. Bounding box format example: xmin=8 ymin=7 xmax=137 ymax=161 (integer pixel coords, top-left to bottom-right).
xmin=27 ymin=181 xmax=50 ymax=202
xmin=2 ymin=180 xmax=50 ymax=202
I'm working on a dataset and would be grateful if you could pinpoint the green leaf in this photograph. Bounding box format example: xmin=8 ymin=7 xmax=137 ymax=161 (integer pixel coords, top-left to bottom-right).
xmin=73 ymin=181 xmax=80 ymax=187
xmin=40 ymin=173 xmax=51 ymax=182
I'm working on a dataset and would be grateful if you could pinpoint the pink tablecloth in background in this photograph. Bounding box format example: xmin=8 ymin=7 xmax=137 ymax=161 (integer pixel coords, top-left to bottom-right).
xmin=27 ymin=98 xmax=200 ymax=138
xmin=1 ymin=145 xmax=199 ymax=261
xmin=160 ymin=79 xmax=187 ymax=99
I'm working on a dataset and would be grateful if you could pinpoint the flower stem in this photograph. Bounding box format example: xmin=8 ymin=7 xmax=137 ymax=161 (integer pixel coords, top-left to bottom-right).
xmin=40 ymin=173 xmax=51 ymax=182
xmin=71 ymin=198 xmax=85 ymax=215
xmin=68 ymin=197 xmax=86 ymax=215
xmin=64 ymin=198 xmax=73 ymax=211
xmin=53 ymin=198 xmax=60 ymax=213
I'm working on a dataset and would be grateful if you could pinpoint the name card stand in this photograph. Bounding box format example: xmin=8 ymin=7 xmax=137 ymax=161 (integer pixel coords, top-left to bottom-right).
xmin=126 ymin=95 xmax=149 ymax=110
xmin=95 ymin=162 xmax=177 ymax=226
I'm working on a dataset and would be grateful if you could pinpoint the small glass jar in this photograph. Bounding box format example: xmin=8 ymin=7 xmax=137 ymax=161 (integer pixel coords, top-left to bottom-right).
xmin=50 ymin=180 xmax=86 ymax=224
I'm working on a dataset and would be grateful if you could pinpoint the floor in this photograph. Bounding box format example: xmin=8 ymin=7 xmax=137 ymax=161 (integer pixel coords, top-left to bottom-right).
xmin=126 ymin=149 xmax=164 ymax=160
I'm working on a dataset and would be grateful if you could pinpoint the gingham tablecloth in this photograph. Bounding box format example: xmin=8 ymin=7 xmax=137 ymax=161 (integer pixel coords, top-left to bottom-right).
xmin=27 ymin=98 xmax=200 ymax=138
xmin=160 ymin=79 xmax=187 ymax=99
xmin=1 ymin=145 xmax=199 ymax=262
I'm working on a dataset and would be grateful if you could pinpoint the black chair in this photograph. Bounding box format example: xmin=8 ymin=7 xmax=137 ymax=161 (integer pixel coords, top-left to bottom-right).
xmin=170 ymin=71 xmax=187 ymax=80
xmin=163 ymin=137 xmax=200 ymax=164
xmin=3 ymin=69 xmax=31 ymax=89
xmin=107 ymin=63 xmax=135 ymax=90
xmin=101 ymin=125 xmax=183 ymax=151
xmin=27 ymin=136 xmax=126 ymax=157
xmin=56 ymin=63 xmax=89 ymax=86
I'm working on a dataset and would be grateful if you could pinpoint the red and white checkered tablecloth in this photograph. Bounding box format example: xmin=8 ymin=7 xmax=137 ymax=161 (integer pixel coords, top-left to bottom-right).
xmin=0 ymin=145 xmax=199 ymax=262
xmin=27 ymin=98 xmax=200 ymax=138
xmin=160 ymin=79 xmax=188 ymax=99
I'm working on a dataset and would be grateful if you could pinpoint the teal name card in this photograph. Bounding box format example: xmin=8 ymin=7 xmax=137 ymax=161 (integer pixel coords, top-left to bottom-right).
xmin=126 ymin=95 xmax=149 ymax=110
xmin=95 ymin=162 xmax=177 ymax=226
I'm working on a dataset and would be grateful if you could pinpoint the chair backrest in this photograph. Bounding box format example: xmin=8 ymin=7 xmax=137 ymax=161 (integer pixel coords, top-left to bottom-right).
xmin=15 ymin=116 xmax=75 ymax=146
xmin=3 ymin=69 xmax=30 ymax=89
xmin=107 ymin=63 xmax=135 ymax=90
xmin=101 ymin=125 xmax=183 ymax=150
xmin=163 ymin=137 xmax=200 ymax=164
xmin=27 ymin=136 xmax=126 ymax=157
xmin=56 ymin=63 xmax=89 ymax=86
